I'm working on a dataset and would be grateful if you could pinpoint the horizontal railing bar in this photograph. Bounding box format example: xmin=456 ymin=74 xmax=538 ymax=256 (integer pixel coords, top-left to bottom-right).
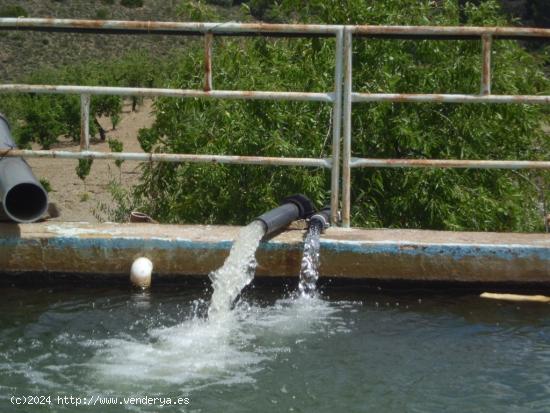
xmin=353 ymin=93 xmax=550 ymax=104
xmin=0 ymin=19 xmax=549 ymax=40
xmin=351 ymin=25 xmax=550 ymax=39
xmin=1 ymin=149 xmax=332 ymax=168
xmin=7 ymin=87 xmax=548 ymax=105
xmin=0 ymin=18 xmax=341 ymax=36
xmin=0 ymin=84 xmax=334 ymax=103
xmin=350 ymin=158 xmax=550 ymax=169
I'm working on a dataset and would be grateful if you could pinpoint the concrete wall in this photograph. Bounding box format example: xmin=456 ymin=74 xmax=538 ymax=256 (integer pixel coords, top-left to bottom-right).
xmin=0 ymin=222 xmax=548 ymax=283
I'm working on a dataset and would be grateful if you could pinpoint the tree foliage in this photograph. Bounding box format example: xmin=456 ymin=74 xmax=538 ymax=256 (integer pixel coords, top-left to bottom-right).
xmin=128 ymin=0 xmax=548 ymax=231
xmin=0 ymin=5 xmax=28 ymax=17
xmin=0 ymin=51 xmax=156 ymax=148
xmin=130 ymin=32 xmax=334 ymax=223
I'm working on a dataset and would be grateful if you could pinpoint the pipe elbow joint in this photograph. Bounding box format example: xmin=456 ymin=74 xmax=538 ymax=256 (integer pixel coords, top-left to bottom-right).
xmin=280 ymin=194 xmax=315 ymax=219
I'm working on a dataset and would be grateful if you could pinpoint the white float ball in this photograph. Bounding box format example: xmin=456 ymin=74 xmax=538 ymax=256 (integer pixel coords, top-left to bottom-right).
xmin=130 ymin=257 xmax=153 ymax=289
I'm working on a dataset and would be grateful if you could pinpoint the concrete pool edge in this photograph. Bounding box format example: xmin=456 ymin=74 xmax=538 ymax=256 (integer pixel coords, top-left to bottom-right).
xmin=0 ymin=222 xmax=548 ymax=283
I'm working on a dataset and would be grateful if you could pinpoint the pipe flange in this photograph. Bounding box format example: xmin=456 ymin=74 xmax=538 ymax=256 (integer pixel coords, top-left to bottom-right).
xmin=281 ymin=194 xmax=315 ymax=218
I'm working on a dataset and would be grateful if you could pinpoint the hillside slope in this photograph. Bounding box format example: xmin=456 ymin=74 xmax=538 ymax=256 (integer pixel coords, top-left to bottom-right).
xmin=0 ymin=0 xmax=244 ymax=81
xmin=0 ymin=0 xmax=546 ymax=81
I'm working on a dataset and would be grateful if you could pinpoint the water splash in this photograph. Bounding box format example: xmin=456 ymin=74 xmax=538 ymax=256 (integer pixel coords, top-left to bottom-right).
xmin=83 ymin=219 xmax=357 ymax=393
xmin=91 ymin=311 xmax=266 ymax=389
xmin=298 ymin=220 xmax=322 ymax=297
xmin=89 ymin=295 xmax=353 ymax=391
xmin=93 ymin=220 xmax=269 ymax=386
xmin=208 ymin=220 xmax=265 ymax=319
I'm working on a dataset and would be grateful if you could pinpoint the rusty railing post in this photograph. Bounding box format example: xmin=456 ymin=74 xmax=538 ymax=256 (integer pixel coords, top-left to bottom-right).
xmin=204 ymin=32 xmax=213 ymax=92
xmin=481 ymin=34 xmax=492 ymax=95
xmin=80 ymin=94 xmax=90 ymax=150
xmin=330 ymin=27 xmax=344 ymax=225
xmin=341 ymin=27 xmax=353 ymax=228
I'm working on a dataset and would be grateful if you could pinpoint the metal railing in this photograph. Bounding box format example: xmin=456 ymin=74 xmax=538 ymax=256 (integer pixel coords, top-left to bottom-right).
xmin=0 ymin=19 xmax=345 ymax=223
xmin=341 ymin=25 xmax=550 ymax=226
xmin=0 ymin=18 xmax=549 ymax=227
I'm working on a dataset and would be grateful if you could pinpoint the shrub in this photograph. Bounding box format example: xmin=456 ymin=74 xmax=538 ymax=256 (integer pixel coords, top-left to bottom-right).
xmin=247 ymin=0 xmax=284 ymax=22
xmin=108 ymin=138 xmax=124 ymax=169
xmin=76 ymin=159 xmax=93 ymax=190
xmin=177 ymin=0 xmax=220 ymax=21
xmin=95 ymin=8 xmax=110 ymax=20
xmin=0 ymin=5 xmax=28 ymax=17
xmin=39 ymin=178 xmax=52 ymax=193
xmin=17 ymin=95 xmax=65 ymax=149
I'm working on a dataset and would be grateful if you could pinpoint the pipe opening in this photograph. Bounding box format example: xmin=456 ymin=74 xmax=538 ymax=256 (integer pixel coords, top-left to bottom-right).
xmin=310 ymin=206 xmax=331 ymax=232
xmin=4 ymin=183 xmax=48 ymax=223
xmin=255 ymin=194 xmax=315 ymax=237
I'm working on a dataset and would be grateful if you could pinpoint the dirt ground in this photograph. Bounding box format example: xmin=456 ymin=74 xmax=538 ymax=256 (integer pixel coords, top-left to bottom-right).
xmin=27 ymin=99 xmax=155 ymax=223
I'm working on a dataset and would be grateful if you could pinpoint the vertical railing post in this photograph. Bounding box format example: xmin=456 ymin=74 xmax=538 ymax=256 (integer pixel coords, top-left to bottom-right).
xmin=204 ymin=32 xmax=213 ymax=92
xmin=330 ymin=28 xmax=345 ymax=225
xmin=80 ymin=94 xmax=90 ymax=151
xmin=481 ymin=34 xmax=492 ymax=95
xmin=341 ymin=28 xmax=353 ymax=228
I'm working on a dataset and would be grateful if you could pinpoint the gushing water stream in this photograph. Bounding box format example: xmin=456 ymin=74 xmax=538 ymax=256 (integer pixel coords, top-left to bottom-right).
xmin=298 ymin=220 xmax=322 ymax=297
xmin=208 ymin=220 xmax=265 ymax=319
xmin=86 ymin=216 xmax=352 ymax=392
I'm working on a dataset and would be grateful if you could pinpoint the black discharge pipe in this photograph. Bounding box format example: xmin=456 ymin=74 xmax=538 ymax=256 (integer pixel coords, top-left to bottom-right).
xmin=255 ymin=194 xmax=315 ymax=236
xmin=0 ymin=114 xmax=48 ymax=223
xmin=309 ymin=206 xmax=331 ymax=233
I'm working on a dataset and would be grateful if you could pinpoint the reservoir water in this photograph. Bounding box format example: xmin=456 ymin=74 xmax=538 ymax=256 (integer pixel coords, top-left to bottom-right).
xmin=1 ymin=285 xmax=549 ymax=412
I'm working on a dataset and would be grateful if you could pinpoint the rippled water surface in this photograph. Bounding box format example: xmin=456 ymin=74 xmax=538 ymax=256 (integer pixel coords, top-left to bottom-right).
xmin=1 ymin=285 xmax=550 ymax=412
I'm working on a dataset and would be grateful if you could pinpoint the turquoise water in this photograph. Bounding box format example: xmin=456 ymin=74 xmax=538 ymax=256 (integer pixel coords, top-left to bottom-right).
xmin=1 ymin=285 xmax=550 ymax=412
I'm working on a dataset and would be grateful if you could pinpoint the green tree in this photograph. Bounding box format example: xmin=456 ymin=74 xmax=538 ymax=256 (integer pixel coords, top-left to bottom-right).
xmin=129 ymin=0 xmax=548 ymax=231
xmin=111 ymin=51 xmax=156 ymax=112
xmin=0 ymin=57 xmax=125 ymax=147
xmin=108 ymin=138 xmax=124 ymax=173
xmin=16 ymin=95 xmax=64 ymax=149
xmin=76 ymin=158 xmax=93 ymax=193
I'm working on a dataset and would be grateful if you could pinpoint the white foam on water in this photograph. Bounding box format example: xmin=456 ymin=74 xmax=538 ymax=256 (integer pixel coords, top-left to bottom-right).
xmin=90 ymin=295 xmax=353 ymax=391
xmin=89 ymin=220 xmax=270 ymax=390
xmin=88 ymin=220 xmax=355 ymax=391
xmin=91 ymin=314 xmax=265 ymax=388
